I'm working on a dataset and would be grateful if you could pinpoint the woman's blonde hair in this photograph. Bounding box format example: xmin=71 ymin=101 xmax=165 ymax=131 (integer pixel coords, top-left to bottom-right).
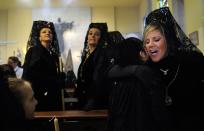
xmin=143 ymin=23 xmax=165 ymax=46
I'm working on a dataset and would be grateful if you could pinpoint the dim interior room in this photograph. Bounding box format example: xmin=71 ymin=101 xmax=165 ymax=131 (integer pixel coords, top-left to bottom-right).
xmin=0 ymin=0 xmax=203 ymax=75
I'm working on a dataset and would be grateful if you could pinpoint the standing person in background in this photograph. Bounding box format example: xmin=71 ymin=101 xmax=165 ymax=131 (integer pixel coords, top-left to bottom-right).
xmin=76 ymin=23 xmax=108 ymax=110
xmin=104 ymin=31 xmax=125 ymax=67
xmin=143 ymin=7 xmax=204 ymax=131
xmin=8 ymin=56 xmax=23 ymax=78
xmin=0 ymin=64 xmax=16 ymax=78
xmin=93 ymin=31 xmax=125 ymax=110
xmin=22 ymin=20 xmax=62 ymax=111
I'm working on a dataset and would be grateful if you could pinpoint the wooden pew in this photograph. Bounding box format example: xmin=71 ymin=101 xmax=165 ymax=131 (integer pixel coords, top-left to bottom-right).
xmin=34 ymin=110 xmax=108 ymax=131
xmin=35 ymin=109 xmax=108 ymax=119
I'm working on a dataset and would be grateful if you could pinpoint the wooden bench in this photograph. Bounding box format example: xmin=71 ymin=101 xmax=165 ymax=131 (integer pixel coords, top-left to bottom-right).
xmin=35 ymin=109 xmax=108 ymax=119
xmin=34 ymin=110 xmax=108 ymax=131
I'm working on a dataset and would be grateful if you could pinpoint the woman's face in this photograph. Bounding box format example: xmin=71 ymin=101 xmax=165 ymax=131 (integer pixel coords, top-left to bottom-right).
xmin=39 ymin=27 xmax=53 ymax=43
xmin=144 ymin=29 xmax=168 ymax=62
xmin=22 ymin=82 xmax=38 ymax=119
xmin=87 ymin=28 xmax=101 ymax=47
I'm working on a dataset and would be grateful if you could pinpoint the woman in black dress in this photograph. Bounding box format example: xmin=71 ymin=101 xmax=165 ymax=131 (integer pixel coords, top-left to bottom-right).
xmin=22 ymin=20 xmax=62 ymax=111
xmin=143 ymin=7 xmax=204 ymax=131
xmin=76 ymin=23 xmax=108 ymax=110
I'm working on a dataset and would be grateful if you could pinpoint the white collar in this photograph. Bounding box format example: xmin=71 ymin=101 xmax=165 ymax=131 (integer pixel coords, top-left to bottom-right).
xmin=14 ymin=66 xmax=19 ymax=72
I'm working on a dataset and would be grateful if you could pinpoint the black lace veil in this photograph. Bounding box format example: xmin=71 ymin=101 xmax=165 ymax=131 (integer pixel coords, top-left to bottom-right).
xmin=27 ymin=20 xmax=60 ymax=56
xmin=107 ymin=31 xmax=125 ymax=46
xmin=145 ymin=7 xmax=201 ymax=54
xmin=81 ymin=23 xmax=108 ymax=60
